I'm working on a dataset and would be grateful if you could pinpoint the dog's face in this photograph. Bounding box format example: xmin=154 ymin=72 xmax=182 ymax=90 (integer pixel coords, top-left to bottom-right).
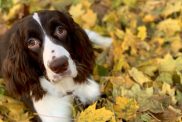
xmin=2 ymin=10 xmax=95 ymax=99
xmin=30 ymin=12 xmax=78 ymax=82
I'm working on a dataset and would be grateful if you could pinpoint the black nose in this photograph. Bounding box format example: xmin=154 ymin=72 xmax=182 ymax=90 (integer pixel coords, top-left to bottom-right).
xmin=49 ymin=56 xmax=69 ymax=74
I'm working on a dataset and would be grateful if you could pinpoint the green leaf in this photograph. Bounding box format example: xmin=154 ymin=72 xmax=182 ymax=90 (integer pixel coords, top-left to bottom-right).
xmin=157 ymin=72 xmax=173 ymax=84
xmin=176 ymin=90 xmax=182 ymax=105
xmin=95 ymin=65 xmax=109 ymax=76
xmin=141 ymin=113 xmax=152 ymax=122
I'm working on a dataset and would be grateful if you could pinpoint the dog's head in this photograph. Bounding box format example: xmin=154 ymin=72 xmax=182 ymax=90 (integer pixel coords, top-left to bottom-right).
xmin=2 ymin=10 xmax=95 ymax=100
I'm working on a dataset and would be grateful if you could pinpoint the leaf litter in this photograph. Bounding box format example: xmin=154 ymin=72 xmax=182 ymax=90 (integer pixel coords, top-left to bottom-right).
xmin=0 ymin=0 xmax=182 ymax=121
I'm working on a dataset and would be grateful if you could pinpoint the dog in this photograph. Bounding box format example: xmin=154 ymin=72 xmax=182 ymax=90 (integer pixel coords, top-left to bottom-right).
xmin=0 ymin=10 xmax=112 ymax=122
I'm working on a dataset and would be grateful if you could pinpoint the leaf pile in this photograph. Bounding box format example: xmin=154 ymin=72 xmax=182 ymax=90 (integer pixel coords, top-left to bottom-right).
xmin=0 ymin=79 xmax=32 ymax=122
xmin=1 ymin=0 xmax=182 ymax=122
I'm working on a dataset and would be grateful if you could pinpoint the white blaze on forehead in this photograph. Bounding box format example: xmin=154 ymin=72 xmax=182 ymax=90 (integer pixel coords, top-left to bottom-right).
xmin=32 ymin=13 xmax=44 ymax=32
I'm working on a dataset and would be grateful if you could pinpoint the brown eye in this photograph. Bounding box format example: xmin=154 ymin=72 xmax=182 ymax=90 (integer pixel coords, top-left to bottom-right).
xmin=27 ymin=38 xmax=40 ymax=49
xmin=54 ymin=26 xmax=67 ymax=39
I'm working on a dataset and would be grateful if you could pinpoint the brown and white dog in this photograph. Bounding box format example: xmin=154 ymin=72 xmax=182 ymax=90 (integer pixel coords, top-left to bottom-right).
xmin=0 ymin=10 xmax=112 ymax=122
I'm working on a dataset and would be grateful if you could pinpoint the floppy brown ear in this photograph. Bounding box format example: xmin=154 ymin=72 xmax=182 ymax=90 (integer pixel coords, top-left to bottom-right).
xmin=72 ymin=25 xmax=95 ymax=82
xmin=2 ymin=28 xmax=45 ymax=101
xmin=61 ymin=11 xmax=95 ymax=83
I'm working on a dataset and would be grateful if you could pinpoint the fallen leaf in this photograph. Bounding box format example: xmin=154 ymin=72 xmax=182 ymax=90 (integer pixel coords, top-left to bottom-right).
xmin=77 ymin=103 xmax=115 ymax=122
xmin=82 ymin=0 xmax=91 ymax=8
xmin=160 ymin=82 xmax=176 ymax=104
xmin=137 ymin=26 xmax=147 ymax=41
xmin=158 ymin=54 xmax=176 ymax=73
xmin=162 ymin=1 xmax=182 ymax=17
xmin=157 ymin=19 xmax=181 ymax=36
xmin=129 ymin=67 xmax=151 ymax=85
xmin=69 ymin=3 xmax=85 ymax=20
xmin=143 ymin=14 xmax=156 ymax=23
xmin=140 ymin=113 xmax=152 ymax=122
xmin=113 ymin=96 xmax=139 ymax=120
xmin=122 ymin=29 xmax=138 ymax=55
xmin=3 ymin=3 xmax=23 ymax=21
xmin=157 ymin=72 xmax=173 ymax=84
xmin=81 ymin=9 xmax=97 ymax=28
xmin=139 ymin=97 xmax=164 ymax=114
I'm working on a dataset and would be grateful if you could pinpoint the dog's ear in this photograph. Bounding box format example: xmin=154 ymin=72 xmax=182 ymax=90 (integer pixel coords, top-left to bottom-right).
xmin=60 ymin=11 xmax=95 ymax=83
xmin=72 ymin=23 xmax=95 ymax=82
xmin=2 ymin=28 xmax=45 ymax=100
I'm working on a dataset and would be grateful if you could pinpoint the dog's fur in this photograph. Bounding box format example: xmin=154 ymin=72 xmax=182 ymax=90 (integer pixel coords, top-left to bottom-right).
xmin=0 ymin=10 xmax=103 ymax=122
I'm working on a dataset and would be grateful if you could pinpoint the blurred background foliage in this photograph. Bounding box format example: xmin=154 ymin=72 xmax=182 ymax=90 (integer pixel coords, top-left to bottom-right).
xmin=0 ymin=0 xmax=182 ymax=122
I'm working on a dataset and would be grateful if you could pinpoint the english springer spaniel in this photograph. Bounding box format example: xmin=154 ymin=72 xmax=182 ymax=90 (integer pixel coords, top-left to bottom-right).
xmin=0 ymin=10 xmax=111 ymax=122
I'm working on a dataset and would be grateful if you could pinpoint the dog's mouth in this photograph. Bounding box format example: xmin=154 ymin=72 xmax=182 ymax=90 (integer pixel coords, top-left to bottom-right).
xmin=53 ymin=68 xmax=71 ymax=78
xmin=46 ymin=66 xmax=77 ymax=83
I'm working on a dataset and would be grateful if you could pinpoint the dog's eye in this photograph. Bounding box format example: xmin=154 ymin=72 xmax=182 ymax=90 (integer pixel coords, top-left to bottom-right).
xmin=27 ymin=38 xmax=40 ymax=49
xmin=54 ymin=26 xmax=67 ymax=39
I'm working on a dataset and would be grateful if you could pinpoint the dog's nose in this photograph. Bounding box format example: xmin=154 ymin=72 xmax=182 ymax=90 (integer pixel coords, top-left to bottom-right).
xmin=49 ymin=56 xmax=69 ymax=74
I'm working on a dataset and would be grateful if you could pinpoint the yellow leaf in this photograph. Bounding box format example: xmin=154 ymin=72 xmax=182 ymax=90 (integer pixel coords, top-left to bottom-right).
xmin=158 ymin=54 xmax=176 ymax=72
xmin=158 ymin=54 xmax=182 ymax=73
xmin=154 ymin=37 xmax=165 ymax=45
xmin=1 ymin=96 xmax=32 ymax=121
xmin=122 ymin=29 xmax=138 ymax=55
xmin=143 ymin=14 xmax=155 ymax=23
xmin=77 ymin=103 xmax=115 ymax=122
xmin=157 ymin=19 xmax=181 ymax=36
xmin=82 ymin=0 xmax=91 ymax=8
xmin=113 ymin=55 xmax=129 ymax=73
xmin=81 ymin=9 xmax=97 ymax=28
xmin=138 ymin=59 xmax=158 ymax=77
xmin=113 ymin=40 xmax=123 ymax=60
xmin=129 ymin=67 xmax=151 ymax=85
xmin=110 ymin=75 xmax=134 ymax=89
xmin=161 ymin=82 xmax=175 ymax=96
xmin=137 ymin=26 xmax=147 ymax=41
xmin=115 ymin=28 xmax=125 ymax=39
xmin=69 ymin=3 xmax=85 ymax=19
xmin=162 ymin=1 xmax=182 ymax=17
xmin=171 ymin=36 xmax=182 ymax=53
xmin=160 ymin=82 xmax=176 ymax=104
xmin=114 ymin=96 xmax=139 ymax=120
xmin=103 ymin=11 xmax=118 ymax=23
xmin=3 ymin=3 xmax=23 ymax=21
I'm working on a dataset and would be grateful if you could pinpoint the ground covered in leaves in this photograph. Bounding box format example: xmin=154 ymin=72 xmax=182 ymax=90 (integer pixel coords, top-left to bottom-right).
xmin=0 ymin=0 xmax=182 ymax=122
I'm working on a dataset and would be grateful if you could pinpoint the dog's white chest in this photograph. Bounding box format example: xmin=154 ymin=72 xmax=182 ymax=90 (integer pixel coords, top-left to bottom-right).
xmin=33 ymin=77 xmax=100 ymax=122
xmin=33 ymin=94 xmax=73 ymax=122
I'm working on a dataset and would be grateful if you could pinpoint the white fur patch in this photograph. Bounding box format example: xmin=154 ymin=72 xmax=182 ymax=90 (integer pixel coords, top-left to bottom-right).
xmin=33 ymin=94 xmax=73 ymax=122
xmin=33 ymin=13 xmax=42 ymax=27
xmin=85 ymin=29 xmax=112 ymax=48
xmin=33 ymin=77 xmax=100 ymax=122
xmin=73 ymin=78 xmax=101 ymax=104
xmin=39 ymin=77 xmax=100 ymax=104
